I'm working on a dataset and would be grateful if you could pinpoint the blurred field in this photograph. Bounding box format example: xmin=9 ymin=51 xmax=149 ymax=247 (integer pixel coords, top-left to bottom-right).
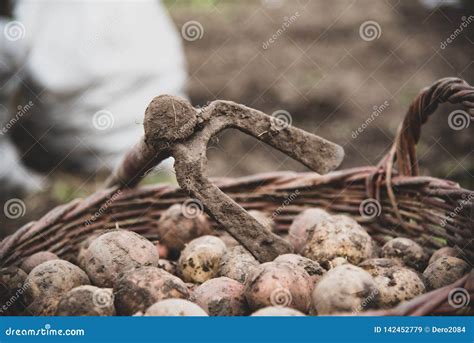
xmin=170 ymin=0 xmax=473 ymax=186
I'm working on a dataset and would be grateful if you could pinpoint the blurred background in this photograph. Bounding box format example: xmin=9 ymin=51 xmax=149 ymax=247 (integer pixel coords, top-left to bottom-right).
xmin=0 ymin=0 xmax=473 ymax=235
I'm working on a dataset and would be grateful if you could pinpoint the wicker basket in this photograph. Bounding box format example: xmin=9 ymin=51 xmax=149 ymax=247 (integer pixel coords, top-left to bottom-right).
xmin=1 ymin=77 xmax=473 ymax=316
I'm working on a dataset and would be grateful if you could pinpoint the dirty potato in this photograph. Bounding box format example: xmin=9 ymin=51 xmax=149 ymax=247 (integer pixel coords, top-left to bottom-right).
xmin=312 ymin=264 xmax=379 ymax=315
xmin=244 ymin=261 xmax=312 ymax=313
xmin=218 ymin=246 xmax=259 ymax=283
xmin=428 ymin=247 xmax=459 ymax=265
xmin=360 ymin=258 xmax=425 ymax=308
xmin=274 ymin=254 xmax=326 ymax=285
xmin=251 ymin=306 xmax=305 ymax=316
xmin=0 ymin=267 xmax=29 ymax=315
xmin=178 ymin=235 xmax=227 ymax=283
xmin=191 ymin=277 xmax=248 ymax=316
xmin=114 ymin=266 xmax=189 ymax=315
xmin=381 ymin=237 xmax=428 ymax=271
xmin=288 ymin=208 xmax=331 ymax=252
xmin=24 ymin=260 xmax=90 ymax=315
xmin=302 ymin=215 xmax=374 ymax=268
xmin=144 ymin=299 xmax=208 ymax=316
xmin=157 ymin=204 xmax=212 ymax=256
xmin=423 ymin=256 xmax=470 ymax=290
xmin=20 ymin=251 xmax=59 ymax=274
xmin=55 ymin=285 xmax=115 ymax=316
xmin=83 ymin=230 xmax=159 ymax=287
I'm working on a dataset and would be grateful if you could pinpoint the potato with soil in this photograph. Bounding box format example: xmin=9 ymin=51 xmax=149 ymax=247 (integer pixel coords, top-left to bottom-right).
xmin=83 ymin=230 xmax=159 ymax=287
xmin=328 ymin=257 xmax=349 ymax=269
xmin=20 ymin=251 xmax=59 ymax=274
xmin=251 ymin=306 xmax=305 ymax=316
xmin=24 ymin=260 xmax=90 ymax=316
xmin=288 ymin=208 xmax=331 ymax=252
xmin=191 ymin=277 xmax=248 ymax=316
xmin=244 ymin=261 xmax=312 ymax=313
xmin=55 ymin=285 xmax=115 ymax=316
xmin=381 ymin=237 xmax=428 ymax=271
xmin=274 ymin=254 xmax=326 ymax=285
xmin=429 ymin=247 xmax=459 ymax=265
xmin=0 ymin=267 xmax=29 ymax=315
xmin=359 ymin=258 xmax=425 ymax=308
xmin=77 ymin=233 xmax=101 ymax=270
xmin=302 ymin=215 xmax=374 ymax=268
xmin=312 ymin=264 xmax=379 ymax=315
xmin=218 ymin=246 xmax=259 ymax=283
xmin=114 ymin=266 xmax=189 ymax=315
xmin=178 ymin=235 xmax=227 ymax=283
xmin=145 ymin=299 xmax=208 ymax=316
xmin=157 ymin=204 xmax=212 ymax=256
xmin=423 ymin=256 xmax=470 ymax=290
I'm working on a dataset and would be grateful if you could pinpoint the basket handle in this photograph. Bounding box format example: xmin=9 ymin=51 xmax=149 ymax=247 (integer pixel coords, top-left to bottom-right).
xmin=367 ymin=77 xmax=474 ymax=225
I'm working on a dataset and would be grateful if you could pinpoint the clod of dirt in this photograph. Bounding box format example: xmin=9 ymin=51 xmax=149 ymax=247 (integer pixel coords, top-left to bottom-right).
xmin=144 ymin=95 xmax=198 ymax=146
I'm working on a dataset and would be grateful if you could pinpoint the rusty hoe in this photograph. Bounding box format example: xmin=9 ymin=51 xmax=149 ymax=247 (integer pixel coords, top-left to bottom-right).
xmin=105 ymin=95 xmax=344 ymax=262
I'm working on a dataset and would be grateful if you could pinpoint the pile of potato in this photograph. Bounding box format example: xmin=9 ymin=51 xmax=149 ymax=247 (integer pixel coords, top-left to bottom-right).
xmin=1 ymin=206 xmax=471 ymax=316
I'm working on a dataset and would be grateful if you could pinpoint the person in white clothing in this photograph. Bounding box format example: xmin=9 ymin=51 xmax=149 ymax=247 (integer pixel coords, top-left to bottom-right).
xmin=0 ymin=0 xmax=187 ymax=198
